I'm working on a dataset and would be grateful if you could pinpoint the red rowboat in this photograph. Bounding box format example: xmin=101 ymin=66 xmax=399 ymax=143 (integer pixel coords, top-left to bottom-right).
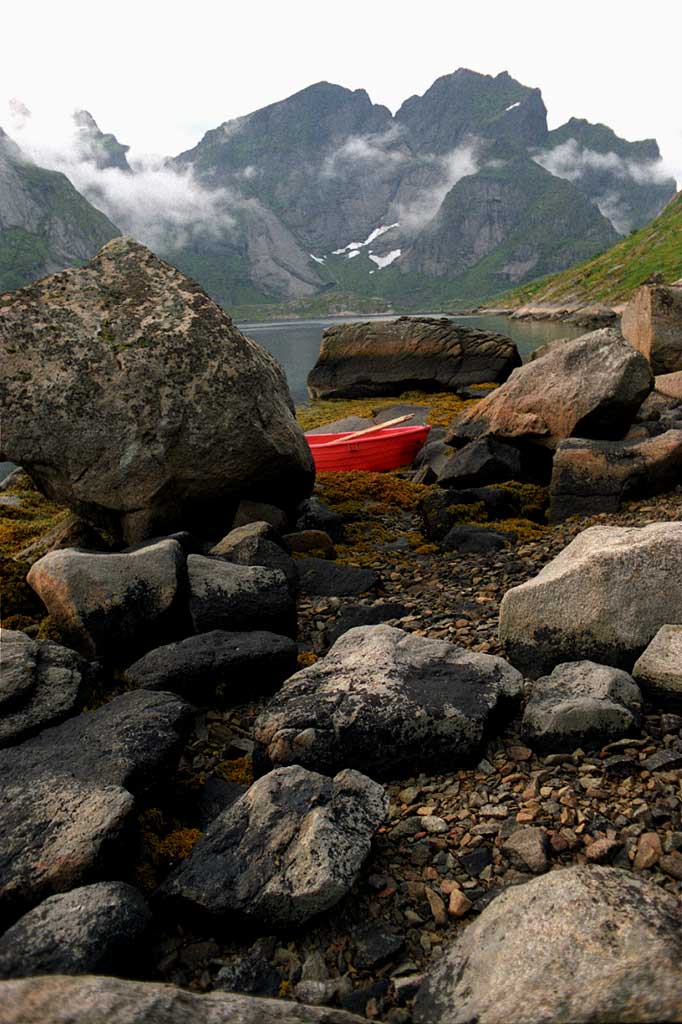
xmin=306 ymin=423 xmax=431 ymax=473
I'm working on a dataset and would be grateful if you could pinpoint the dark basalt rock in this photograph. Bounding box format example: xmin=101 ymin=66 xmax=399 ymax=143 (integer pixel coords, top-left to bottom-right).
xmin=255 ymin=625 xmax=523 ymax=779
xmin=296 ymin=558 xmax=379 ymax=597
xmin=441 ymin=525 xmax=511 ymax=554
xmin=307 ymin=318 xmax=521 ymax=400
xmin=0 ymin=882 xmax=151 ymax=979
xmin=0 ymin=690 xmax=191 ymax=925
xmin=0 ymin=629 xmax=90 ymax=749
xmin=187 ymin=555 xmax=296 ymax=638
xmin=326 ymin=601 xmax=408 ymax=645
xmin=549 ymin=430 xmax=682 ymax=522
xmin=435 ymin=437 xmax=521 ymax=489
xmin=125 ymin=630 xmax=298 ymax=702
xmin=295 ymin=498 xmax=344 ymax=542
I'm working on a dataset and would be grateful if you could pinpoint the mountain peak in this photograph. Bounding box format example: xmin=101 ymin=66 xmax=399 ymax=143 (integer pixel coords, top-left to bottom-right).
xmin=73 ymin=110 xmax=131 ymax=172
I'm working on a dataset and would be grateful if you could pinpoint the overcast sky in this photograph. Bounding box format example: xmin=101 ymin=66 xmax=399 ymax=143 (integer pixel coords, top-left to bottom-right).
xmin=3 ymin=0 xmax=681 ymax=182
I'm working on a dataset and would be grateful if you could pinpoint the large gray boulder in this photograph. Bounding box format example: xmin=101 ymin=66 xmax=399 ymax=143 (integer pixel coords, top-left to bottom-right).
xmin=0 ymin=883 xmax=151 ymax=979
xmin=307 ymin=317 xmax=521 ymax=399
xmin=549 ymin=429 xmax=682 ymax=521
xmin=413 ymin=865 xmax=682 ymax=1024
xmin=446 ymin=329 xmax=652 ymax=449
xmin=27 ymin=540 xmax=188 ymax=661
xmin=159 ymin=765 xmax=387 ymax=928
xmin=0 ymin=976 xmax=365 ymax=1024
xmin=621 ymin=282 xmax=682 ymax=374
xmin=0 ymin=690 xmax=191 ymax=924
xmin=0 ymin=629 xmax=88 ymax=748
xmin=0 ymin=238 xmax=314 ymax=544
xmin=499 ymin=522 xmax=682 ymax=676
xmin=633 ymin=624 xmax=682 ymax=708
xmin=255 ymin=625 xmax=522 ymax=778
xmin=125 ymin=630 xmax=298 ymax=702
xmin=187 ymin=556 xmax=296 ymax=637
xmin=522 ymin=661 xmax=642 ymax=752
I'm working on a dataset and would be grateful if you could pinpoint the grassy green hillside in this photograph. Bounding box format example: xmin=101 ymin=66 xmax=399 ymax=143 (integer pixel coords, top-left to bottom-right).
xmin=491 ymin=191 xmax=682 ymax=309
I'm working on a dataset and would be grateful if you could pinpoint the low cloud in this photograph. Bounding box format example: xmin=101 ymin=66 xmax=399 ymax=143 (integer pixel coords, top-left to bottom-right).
xmin=321 ymin=125 xmax=409 ymax=177
xmin=6 ymin=100 xmax=240 ymax=252
xmin=533 ymin=138 xmax=672 ymax=186
xmin=394 ymin=140 xmax=481 ymax=233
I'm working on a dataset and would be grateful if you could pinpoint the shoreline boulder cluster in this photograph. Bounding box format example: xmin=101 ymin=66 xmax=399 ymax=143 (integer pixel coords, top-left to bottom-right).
xmin=1 ymin=243 xmax=682 ymax=1023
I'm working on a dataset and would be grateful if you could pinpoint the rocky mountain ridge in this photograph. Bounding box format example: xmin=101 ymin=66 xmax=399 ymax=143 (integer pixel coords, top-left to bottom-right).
xmin=0 ymin=70 xmax=676 ymax=309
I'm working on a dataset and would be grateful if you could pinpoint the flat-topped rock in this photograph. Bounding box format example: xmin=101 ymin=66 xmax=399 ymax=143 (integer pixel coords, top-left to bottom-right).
xmin=549 ymin=429 xmax=682 ymax=521
xmin=499 ymin=522 xmax=682 ymax=676
xmin=27 ymin=540 xmax=188 ymax=661
xmin=413 ymin=865 xmax=682 ymax=1024
xmin=0 ymin=629 xmax=88 ymax=748
xmin=159 ymin=765 xmax=387 ymax=928
xmin=447 ymin=329 xmax=652 ymax=449
xmin=0 ymin=238 xmax=314 ymax=544
xmin=0 ymin=690 xmax=191 ymax=924
xmin=307 ymin=317 xmax=521 ymax=399
xmin=255 ymin=625 xmax=522 ymax=779
xmin=125 ymin=630 xmax=298 ymax=702
xmin=187 ymin=555 xmax=296 ymax=637
xmin=0 ymin=975 xmax=366 ymax=1024
xmin=622 ymin=282 xmax=682 ymax=374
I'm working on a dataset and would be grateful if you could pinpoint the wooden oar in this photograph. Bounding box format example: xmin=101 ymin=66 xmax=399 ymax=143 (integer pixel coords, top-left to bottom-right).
xmin=314 ymin=413 xmax=415 ymax=447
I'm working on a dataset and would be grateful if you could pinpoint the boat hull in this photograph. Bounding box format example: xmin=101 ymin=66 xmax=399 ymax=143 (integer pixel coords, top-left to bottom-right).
xmin=306 ymin=425 xmax=431 ymax=473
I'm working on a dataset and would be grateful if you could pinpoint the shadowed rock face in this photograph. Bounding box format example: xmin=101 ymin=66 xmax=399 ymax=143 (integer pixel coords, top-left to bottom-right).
xmin=622 ymin=283 xmax=682 ymax=374
xmin=307 ymin=318 xmax=521 ymax=399
xmin=0 ymin=238 xmax=315 ymax=544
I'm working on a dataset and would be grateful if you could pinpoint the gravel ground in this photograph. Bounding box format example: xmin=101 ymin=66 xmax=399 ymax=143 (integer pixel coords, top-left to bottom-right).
xmin=146 ymin=487 xmax=682 ymax=1021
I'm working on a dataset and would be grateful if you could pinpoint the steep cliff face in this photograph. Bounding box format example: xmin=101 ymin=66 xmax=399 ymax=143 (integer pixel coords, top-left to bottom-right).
xmin=73 ymin=110 xmax=132 ymax=172
xmin=0 ymin=129 xmax=120 ymax=294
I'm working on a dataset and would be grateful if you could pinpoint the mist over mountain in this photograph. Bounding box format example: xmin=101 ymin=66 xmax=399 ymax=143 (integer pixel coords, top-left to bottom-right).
xmin=0 ymin=69 xmax=676 ymax=308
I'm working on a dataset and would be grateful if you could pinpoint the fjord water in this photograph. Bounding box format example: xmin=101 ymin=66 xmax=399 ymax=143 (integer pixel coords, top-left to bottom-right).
xmin=239 ymin=314 xmax=586 ymax=404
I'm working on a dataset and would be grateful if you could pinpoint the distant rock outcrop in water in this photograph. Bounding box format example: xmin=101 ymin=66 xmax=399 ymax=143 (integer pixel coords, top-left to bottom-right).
xmin=0 ymin=238 xmax=315 ymax=544
xmin=307 ymin=317 xmax=521 ymax=399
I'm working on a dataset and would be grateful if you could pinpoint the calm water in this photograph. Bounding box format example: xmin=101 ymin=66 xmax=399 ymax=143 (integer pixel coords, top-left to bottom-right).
xmin=238 ymin=313 xmax=585 ymax=405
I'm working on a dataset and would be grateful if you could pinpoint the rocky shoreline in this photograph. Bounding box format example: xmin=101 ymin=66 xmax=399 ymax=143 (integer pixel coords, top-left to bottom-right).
xmin=1 ymin=242 xmax=682 ymax=1023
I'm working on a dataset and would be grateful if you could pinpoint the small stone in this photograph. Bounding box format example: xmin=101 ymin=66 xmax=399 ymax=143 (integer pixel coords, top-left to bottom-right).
xmin=641 ymin=750 xmax=682 ymax=772
xmin=633 ymin=832 xmax=663 ymax=870
xmin=502 ymin=828 xmax=549 ymax=874
xmin=425 ymin=888 xmax=447 ymax=926
xmin=422 ymin=816 xmax=448 ymax=834
xmin=399 ymin=786 xmax=422 ymax=805
xmin=459 ymin=846 xmax=493 ymax=877
xmin=659 ymin=851 xmax=682 ymax=880
xmin=448 ymin=889 xmax=473 ymax=918
xmin=585 ymin=838 xmax=622 ymax=864
xmin=508 ymin=746 xmax=533 ymax=762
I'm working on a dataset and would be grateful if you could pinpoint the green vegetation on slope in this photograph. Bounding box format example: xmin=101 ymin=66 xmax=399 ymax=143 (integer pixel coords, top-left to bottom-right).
xmin=492 ymin=191 xmax=682 ymax=308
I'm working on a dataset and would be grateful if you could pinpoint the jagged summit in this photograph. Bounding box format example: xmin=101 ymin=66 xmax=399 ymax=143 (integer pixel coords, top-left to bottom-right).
xmin=73 ymin=109 xmax=131 ymax=172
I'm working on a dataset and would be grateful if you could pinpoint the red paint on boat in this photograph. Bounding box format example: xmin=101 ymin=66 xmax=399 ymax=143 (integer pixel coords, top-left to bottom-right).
xmin=306 ymin=425 xmax=431 ymax=473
